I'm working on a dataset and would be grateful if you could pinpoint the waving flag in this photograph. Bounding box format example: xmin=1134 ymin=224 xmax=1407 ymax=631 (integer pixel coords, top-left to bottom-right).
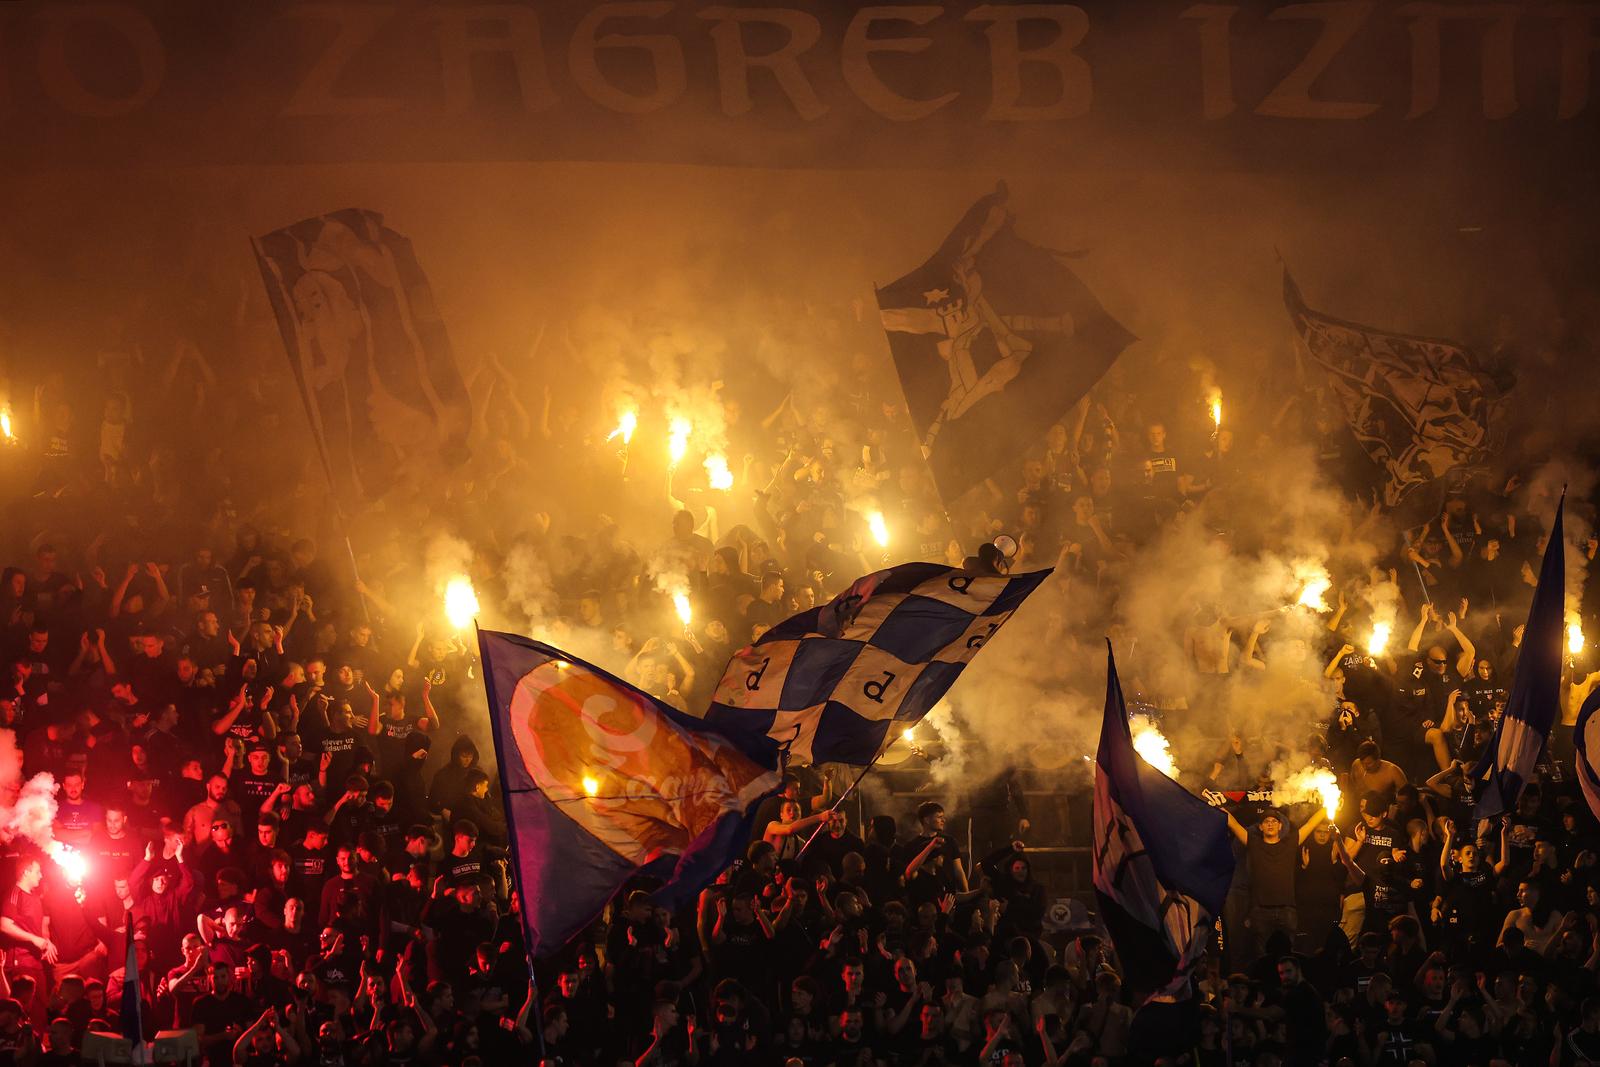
xmin=1094 ymin=644 xmax=1234 ymax=1004
xmin=479 ymin=630 xmax=780 ymax=957
xmin=703 ymin=562 xmax=1050 ymax=766
xmin=1473 ymin=495 xmax=1566 ymax=820
xmin=878 ymin=184 xmax=1133 ymax=502
xmin=1285 ymin=270 xmax=1504 ymax=519
xmin=121 ymin=938 xmax=149 ymax=1063
xmin=1576 ymin=686 xmax=1600 ymax=823
xmin=253 ymin=209 xmax=471 ymax=500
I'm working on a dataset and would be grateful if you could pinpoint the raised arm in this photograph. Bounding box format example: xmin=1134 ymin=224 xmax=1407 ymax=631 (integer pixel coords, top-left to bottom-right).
xmin=766 ymin=811 xmax=829 ymax=840
xmin=1424 ymin=762 xmax=1458 ymax=800
xmin=1242 ymin=619 xmax=1269 ymax=672
xmin=232 ymin=1009 xmax=275 ymax=1066
xmin=211 ymin=684 xmax=250 ymax=737
xmin=1440 ymin=513 xmax=1464 ymax=567
xmin=1328 ymin=588 xmax=1350 ymax=634
xmin=1443 ymin=612 xmax=1476 ymax=676
xmin=407 ymin=620 xmax=426 ymax=669
xmin=418 ymin=678 xmax=440 ymax=733
xmin=1408 ymin=603 xmax=1434 ymax=654
xmin=355 ymin=579 xmax=398 ymax=619
xmin=1297 ymin=808 xmax=1327 ymax=845
xmin=1334 ymin=833 xmax=1365 ymax=882
xmin=903 ymin=836 xmax=942 ymax=882
xmin=1441 ymin=691 xmax=1463 ymax=735
xmin=1493 ymin=819 xmax=1512 ymax=876
xmin=109 ymin=563 xmax=137 ymax=617
xmin=1326 ymin=643 xmax=1355 ymax=680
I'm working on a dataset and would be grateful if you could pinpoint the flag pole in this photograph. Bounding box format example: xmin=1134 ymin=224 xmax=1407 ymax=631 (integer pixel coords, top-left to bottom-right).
xmin=796 ymin=748 xmax=891 ymax=861
xmin=474 ymin=622 xmax=547 ymax=1061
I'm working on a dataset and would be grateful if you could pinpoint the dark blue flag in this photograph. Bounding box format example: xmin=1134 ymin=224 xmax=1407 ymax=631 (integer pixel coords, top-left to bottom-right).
xmin=121 ymin=937 xmax=148 ymax=1061
xmin=1284 ymin=270 xmax=1505 ymax=525
xmin=877 ymin=185 xmax=1133 ymax=502
xmin=1473 ymin=494 xmax=1566 ymax=819
xmin=479 ymin=631 xmax=780 ymax=957
xmin=253 ymin=209 xmax=472 ymax=500
xmin=1575 ymin=685 xmax=1600 ymax=824
xmin=703 ymin=562 xmax=1050 ymax=766
xmin=1094 ymin=643 xmax=1234 ymax=1004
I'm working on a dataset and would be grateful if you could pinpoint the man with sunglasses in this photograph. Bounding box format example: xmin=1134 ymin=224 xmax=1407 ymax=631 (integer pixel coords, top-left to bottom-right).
xmin=1402 ymin=604 xmax=1475 ymax=764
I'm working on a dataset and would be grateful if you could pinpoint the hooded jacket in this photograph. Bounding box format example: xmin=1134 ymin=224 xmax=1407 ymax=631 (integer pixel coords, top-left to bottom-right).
xmin=428 ymin=735 xmax=480 ymax=820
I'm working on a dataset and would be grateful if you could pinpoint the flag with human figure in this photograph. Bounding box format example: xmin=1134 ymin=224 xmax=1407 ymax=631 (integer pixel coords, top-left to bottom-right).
xmin=877 ymin=184 xmax=1134 ymax=502
xmin=703 ymin=562 xmax=1051 ymax=766
xmin=1094 ymin=643 xmax=1234 ymax=1004
xmin=1473 ymin=494 xmax=1565 ymax=820
xmin=253 ymin=209 xmax=472 ymax=500
xmin=478 ymin=630 xmax=780 ymax=957
xmin=1284 ymin=270 xmax=1505 ymax=519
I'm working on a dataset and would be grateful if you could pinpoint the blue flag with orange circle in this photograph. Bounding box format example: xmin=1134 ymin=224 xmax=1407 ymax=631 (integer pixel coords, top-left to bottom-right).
xmin=478 ymin=629 xmax=781 ymax=958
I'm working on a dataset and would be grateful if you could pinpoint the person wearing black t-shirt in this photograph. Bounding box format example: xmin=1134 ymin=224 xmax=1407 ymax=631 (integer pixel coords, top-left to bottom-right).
xmin=1462 ymin=658 xmax=1508 ymax=720
xmin=1138 ymin=423 xmax=1186 ymax=501
xmin=1401 ymin=605 xmax=1475 ymax=740
xmin=314 ymin=702 xmax=363 ymax=792
xmin=88 ymin=805 xmax=147 ymax=883
xmin=1373 ymin=986 xmax=1422 ymax=1064
xmin=234 ymin=744 xmax=282 ymax=829
xmin=1326 ymin=698 xmax=1384 ymax=771
xmin=191 ymin=961 xmax=254 ymax=1067
xmin=289 ymin=825 xmax=333 ymax=905
xmin=633 ymin=1000 xmax=696 ymax=1067
xmin=1225 ymin=805 xmax=1328 ymax=954
xmin=368 ymin=681 xmax=437 ymax=780
xmin=1298 ymin=819 xmax=1362 ymax=944
xmin=273 ymin=733 xmax=318 ymax=792
xmin=896 ymin=802 xmax=968 ymax=894
xmin=1435 ymin=822 xmax=1497 ymax=961
xmin=1343 ymin=792 xmax=1407 ymax=934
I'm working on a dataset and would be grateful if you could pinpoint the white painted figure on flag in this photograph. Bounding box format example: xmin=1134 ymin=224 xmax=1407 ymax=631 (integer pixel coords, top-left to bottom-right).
xmin=882 ymin=197 xmax=1073 ymax=453
xmin=875 ymin=184 xmax=1132 ymax=500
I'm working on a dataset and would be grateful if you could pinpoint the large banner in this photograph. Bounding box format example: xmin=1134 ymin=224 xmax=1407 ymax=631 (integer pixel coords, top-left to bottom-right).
xmin=878 ymin=185 xmax=1132 ymax=501
xmin=3 ymin=2 xmax=1597 ymax=174
xmin=253 ymin=209 xmax=472 ymax=500
xmin=1285 ymin=270 xmax=1505 ymax=517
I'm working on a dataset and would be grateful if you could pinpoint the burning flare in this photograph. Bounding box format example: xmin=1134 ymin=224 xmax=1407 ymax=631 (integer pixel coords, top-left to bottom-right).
xmin=1366 ymin=622 xmax=1392 ymax=656
xmin=1570 ymin=621 xmax=1585 ymax=656
xmin=1280 ymin=767 xmax=1341 ymax=820
xmin=704 ymin=453 xmax=734 ymax=491
xmin=48 ymin=842 xmax=87 ymax=886
xmin=443 ymin=576 xmax=479 ymax=630
xmin=901 ymin=725 xmax=916 ymax=743
xmin=667 ymin=417 xmax=691 ymax=466
xmin=581 ymin=775 xmax=600 ymax=797
xmin=867 ymin=511 xmax=890 ymax=548
xmin=0 ymin=408 xmax=12 ymax=441
xmin=606 ymin=408 xmax=638 ymax=445
xmin=1294 ymin=563 xmax=1332 ymax=613
xmin=673 ymin=592 xmax=692 ymax=627
xmin=1130 ymin=716 xmax=1178 ymax=779
xmin=1208 ymin=391 xmax=1222 ymax=429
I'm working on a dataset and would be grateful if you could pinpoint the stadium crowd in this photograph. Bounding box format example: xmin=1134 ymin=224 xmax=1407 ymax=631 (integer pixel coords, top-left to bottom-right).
xmin=0 ymin=312 xmax=1596 ymax=1067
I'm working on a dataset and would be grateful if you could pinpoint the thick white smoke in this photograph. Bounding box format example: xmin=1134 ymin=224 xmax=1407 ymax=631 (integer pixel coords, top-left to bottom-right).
xmin=915 ymin=443 xmax=1393 ymax=798
xmin=0 ymin=731 xmax=72 ymax=864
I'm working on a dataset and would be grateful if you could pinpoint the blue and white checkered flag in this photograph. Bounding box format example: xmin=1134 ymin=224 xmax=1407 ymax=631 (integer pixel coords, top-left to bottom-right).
xmin=701 ymin=562 xmax=1051 ymax=766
